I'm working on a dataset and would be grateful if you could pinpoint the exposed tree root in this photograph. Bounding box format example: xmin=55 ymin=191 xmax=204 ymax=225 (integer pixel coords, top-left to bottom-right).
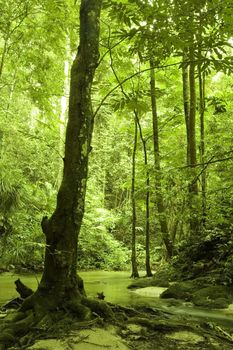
xmin=0 ymin=287 xmax=116 ymax=350
xmin=0 ymin=310 xmax=34 ymax=349
xmin=125 ymin=314 xmax=233 ymax=346
xmin=81 ymin=297 xmax=115 ymax=320
xmin=1 ymin=284 xmax=233 ymax=350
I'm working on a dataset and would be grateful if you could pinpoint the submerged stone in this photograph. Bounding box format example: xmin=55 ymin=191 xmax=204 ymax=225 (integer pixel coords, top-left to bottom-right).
xmin=133 ymin=286 xmax=167 ymax=298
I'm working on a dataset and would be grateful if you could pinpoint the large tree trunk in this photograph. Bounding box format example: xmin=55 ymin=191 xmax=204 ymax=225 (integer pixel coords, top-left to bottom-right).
xmin=0 ymin=5 xmax=117 ymax=347
xmin=150 ymin=60 xmax=173 ymax=259
xmin=27 ymin=0 xmax=102 ymax=312
xmin=57 ymin=48 xmax=70 ymax=189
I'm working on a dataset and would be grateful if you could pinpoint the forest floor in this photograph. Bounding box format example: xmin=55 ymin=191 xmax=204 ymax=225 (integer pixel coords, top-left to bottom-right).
xmin=23 ymin=323 xmax=233 ymax=350
xmin=1 ymin=300 xmax=233 ymax=350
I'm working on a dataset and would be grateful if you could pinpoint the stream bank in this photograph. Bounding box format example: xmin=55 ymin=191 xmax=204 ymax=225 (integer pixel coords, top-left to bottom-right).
xmin=1 ymin=271 xmax=233 ymax=349
xmin=1 ymin=271 xmax=233 ymax=326
xmin=1 ymin=301 xmax=233 ymax=350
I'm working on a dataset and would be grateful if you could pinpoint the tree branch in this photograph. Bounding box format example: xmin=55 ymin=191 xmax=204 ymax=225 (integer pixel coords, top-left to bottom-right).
xmin=180 ymin=155 xmax=233 ymax=170
xmin=93 ymin=61 xmax=182 ymax=118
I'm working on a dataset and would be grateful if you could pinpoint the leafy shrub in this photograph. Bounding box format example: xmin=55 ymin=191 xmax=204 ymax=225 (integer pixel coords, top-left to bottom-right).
xmin=77 ymin=230 xmax=130 ymax=270
xmin=172 ymin=226 xmax=233 ymax=285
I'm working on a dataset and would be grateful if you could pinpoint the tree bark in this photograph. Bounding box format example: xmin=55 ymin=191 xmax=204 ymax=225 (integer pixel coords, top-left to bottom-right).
xmin=135 ymin=111 xmax=152 ymax=277
xmin=182 ymin=51 xmax=190 ymax=166
xmin=0 ymin=38 xmax=8 ymax=79
xmin=57 ymin=43 xmax=70 ymax=189
xmin=189 ymin=47 xmax=197 ymax=172
xmin=29 ymin=0 xmax=102 ymax=311
xmin=198 ymin=64 xmax=206 ymax=228
xmin=131 ymin=116 xmax=139 ymax=278
xmin=150 ymin=60 xmax=173 ymax=259
xmin=198 ymin=13 xmax=207 ymax=229
xmin=188 ymin=46 xmax=199 ymax=235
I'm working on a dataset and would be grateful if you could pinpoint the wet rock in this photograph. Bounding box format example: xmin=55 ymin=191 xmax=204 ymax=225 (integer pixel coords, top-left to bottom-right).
xmin=127 ymin=324 xmax=144 ymax=333
xmin=133 ymin=286 xmax=167 ymax=298
xmin=128 ymin=276 xmax=169 ymax=290
xmin=192 ymin=286 xmax=231 ymax=308
xmin=160 ymin=281 xmax=196 ymax=301
xmin=160 ymin=280 xmax=233 ymax=309
xmin=166 ymin=331 xmax=204 ymax=344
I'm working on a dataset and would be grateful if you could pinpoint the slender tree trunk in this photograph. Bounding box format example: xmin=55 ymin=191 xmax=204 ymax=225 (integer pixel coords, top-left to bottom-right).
xmin=0 ymin=130 xmax=3 ymax=159
xmin=197 ymin=12 xmax=207 ymax=229
xmin=135 ymin=111 xmax=152 ymax=277
xmin=198 ymin=65 xmax=206 ymax=227
xmin=189 ymin=46 xmax=199 ymax=235
xmin=0 ymin=73 xmax=17 ymax=159
xmin=171 ymin=218 xmax=179 ymax=245
xmin=189 ymin=48 xmax=197 ymax=172
xmin=131 ymin=116 xmax=139 ymax=278
xmin=5 ymin=74 xmax=17 ymax=115
xmin=150 ymin=60 xmax=173 ymax=259
xmin=0 ymin=38 xmax=8 ymax=79
xmin=25 ymin=0 xmax=102 ymax=311
xmin=182 ymin=51 xmax=190 ymax=166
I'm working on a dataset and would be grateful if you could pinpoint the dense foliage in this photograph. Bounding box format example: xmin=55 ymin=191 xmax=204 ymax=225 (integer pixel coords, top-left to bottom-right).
xmin=173 ymin=226 xmax=233 ymax=285
xmin=0 ymin=0 xmax=233 ymax=274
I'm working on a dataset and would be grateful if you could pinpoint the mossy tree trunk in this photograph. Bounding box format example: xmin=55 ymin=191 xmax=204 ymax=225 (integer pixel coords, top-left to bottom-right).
xmin=30 ymin=0 xmax=102 ymax=311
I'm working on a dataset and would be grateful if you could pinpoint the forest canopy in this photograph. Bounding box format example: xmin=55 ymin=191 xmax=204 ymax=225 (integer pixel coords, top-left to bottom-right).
xmin=0 ymin=0 xmax=233 ymax=277
xmin=1 ymin=1 xmax=233 ymax=350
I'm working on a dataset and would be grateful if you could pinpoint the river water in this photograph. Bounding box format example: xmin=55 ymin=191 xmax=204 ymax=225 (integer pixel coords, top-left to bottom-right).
xmin=1 ymin=271 xmax=233 ymax=327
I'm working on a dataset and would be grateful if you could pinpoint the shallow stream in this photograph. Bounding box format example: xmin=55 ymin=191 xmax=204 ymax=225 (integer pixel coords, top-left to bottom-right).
xmin=0 ymin=270 xmax=233 ymax=327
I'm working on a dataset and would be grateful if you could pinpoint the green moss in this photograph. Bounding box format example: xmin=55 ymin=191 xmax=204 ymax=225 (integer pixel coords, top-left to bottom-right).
xmin=82 ymin=297 xmax=115 ymax=320
xmin=65 ymin=300 xmax=92 ymax=320
xmin=192 ymin=285 xmax=232 ymax=308
xmin=161 ymin=280 xmax=233 ymax=309
xmin=128 ymin=277 xmax=169 ymax=290
xmin=160 ymin=281 xmax=198 ymax=301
